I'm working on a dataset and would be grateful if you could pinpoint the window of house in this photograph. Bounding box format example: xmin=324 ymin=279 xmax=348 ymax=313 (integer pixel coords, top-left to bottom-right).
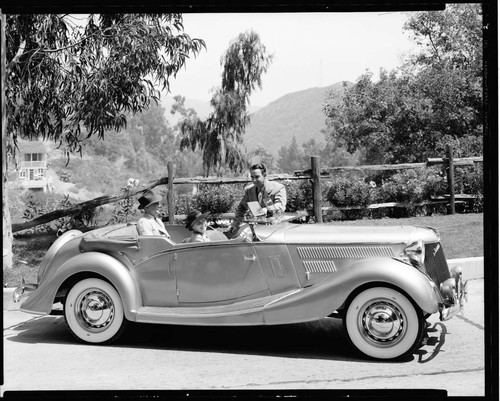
xmin=24 ymin=154 xmax=31 ymax=162
xmin=19 ymin=169 xmax=26 ymax=179
xmin=29 ymin=169 xmax=34 ymax=180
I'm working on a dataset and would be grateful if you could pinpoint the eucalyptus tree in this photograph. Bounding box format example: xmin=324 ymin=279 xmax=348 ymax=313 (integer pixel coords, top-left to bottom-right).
xmin=2 ymin=13 xmax=205 ymax=268
xmin=179 ymin=30 xmax=273 ymax=176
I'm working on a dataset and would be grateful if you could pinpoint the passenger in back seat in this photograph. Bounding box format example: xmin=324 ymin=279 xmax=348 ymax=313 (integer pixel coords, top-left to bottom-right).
xmin=182 ymin=210 xmax=211 ymax=243
xmin=136 ymin=190 xmax=171 ymax=237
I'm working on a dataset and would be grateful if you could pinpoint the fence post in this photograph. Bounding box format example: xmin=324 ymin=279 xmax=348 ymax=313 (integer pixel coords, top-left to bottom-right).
xmin=167 ymin=161 xmax=175 ymax=224
xmin=446 ymin=145 xmax=455 ymax=214
xmin=311 ymin=156 xmax=323 ymax=223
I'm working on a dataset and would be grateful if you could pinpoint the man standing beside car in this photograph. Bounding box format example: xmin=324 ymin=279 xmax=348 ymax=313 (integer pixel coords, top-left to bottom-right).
xmin=228 ymin=163 xmax=287 ymax=234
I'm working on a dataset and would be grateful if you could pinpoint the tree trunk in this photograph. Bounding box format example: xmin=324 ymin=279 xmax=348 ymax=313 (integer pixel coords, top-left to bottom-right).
xmin=1 ymin=11 xmax=13 ymax=269
xmin=2 ymin=181 xmax=13 ymax=269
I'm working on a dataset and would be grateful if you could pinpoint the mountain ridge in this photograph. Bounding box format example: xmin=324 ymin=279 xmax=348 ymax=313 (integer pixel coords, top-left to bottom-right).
xmin=163 ymin=82 xmax=349 ymax=156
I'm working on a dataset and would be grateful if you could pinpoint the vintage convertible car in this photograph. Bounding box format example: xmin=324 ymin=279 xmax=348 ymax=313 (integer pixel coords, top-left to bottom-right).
xmin=14 ymin=216 xmax=468 ymax=360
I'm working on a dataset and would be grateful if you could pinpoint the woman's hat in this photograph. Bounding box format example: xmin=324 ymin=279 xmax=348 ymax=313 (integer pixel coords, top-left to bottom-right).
xmin=185 ymin=210 xmax=210 ymax=229
xmin=138 ymin=190 xmax=162 ymax=210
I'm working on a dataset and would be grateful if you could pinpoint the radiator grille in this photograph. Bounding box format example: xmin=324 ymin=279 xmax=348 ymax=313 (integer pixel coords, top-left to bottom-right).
xmin=297 ymin=246 xmax=394 ymax=259
xmin=424 ymin=242 xmax=450 ymax=285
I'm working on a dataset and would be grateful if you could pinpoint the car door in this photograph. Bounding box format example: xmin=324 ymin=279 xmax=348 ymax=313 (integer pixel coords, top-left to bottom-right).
xmin=174 ymin=242 xmax=270 ymax=305
xmin=134 ymin=237 xmax=178 ymax=307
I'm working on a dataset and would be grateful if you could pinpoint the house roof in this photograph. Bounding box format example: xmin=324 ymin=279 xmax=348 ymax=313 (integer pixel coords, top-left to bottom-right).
xmin=17 ymin=140 xmax=47 ymax=154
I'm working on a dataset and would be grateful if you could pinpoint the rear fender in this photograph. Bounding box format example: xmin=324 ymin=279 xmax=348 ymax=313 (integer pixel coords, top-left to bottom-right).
xmin=20 ymin=252 xmax=141 ymax=321
xmin=264 ymin=258 xmax=439 ymax=324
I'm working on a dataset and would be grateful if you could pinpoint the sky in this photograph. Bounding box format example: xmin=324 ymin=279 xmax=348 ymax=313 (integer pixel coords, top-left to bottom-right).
xmin=166 ymin=12 xmax=420 ymax=108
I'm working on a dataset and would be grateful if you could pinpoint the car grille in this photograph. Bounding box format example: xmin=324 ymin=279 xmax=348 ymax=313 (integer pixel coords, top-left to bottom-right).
xmin=424 ymin=242 xmax=451 ymax=286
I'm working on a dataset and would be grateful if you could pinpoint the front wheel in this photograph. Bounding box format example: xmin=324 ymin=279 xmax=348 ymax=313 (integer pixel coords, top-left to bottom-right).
xmin=64 ymin=278 xmax=128 ymax=344
xmin=344 ymin=287 xmax=425 ymax=360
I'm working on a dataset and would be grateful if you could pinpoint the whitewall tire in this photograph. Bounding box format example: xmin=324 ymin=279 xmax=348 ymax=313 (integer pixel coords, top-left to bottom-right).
xmin=64 ymin=278 xmax=127 ymax=344
xmin=344 ymin=286 xmax=425 ymax=360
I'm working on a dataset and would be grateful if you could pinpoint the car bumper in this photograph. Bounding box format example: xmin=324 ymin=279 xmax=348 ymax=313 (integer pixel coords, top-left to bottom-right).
xmin=439 ymin=265 xmax=468 ymax=321
xmin=13 ymin=282 xmax=38 ymax=304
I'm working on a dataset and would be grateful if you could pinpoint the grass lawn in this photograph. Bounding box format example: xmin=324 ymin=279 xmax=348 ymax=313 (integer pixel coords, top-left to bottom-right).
xmin=3 ymin=213 xmax=484 ymax=288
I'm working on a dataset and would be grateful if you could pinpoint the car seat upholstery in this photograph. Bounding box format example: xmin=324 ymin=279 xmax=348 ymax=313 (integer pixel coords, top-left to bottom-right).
xmin=103 ymin=223 xmax=140 ymax=238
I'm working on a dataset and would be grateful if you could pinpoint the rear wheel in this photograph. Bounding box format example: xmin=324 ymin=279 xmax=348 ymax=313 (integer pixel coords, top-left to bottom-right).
xmin=64 ymin=278 xmax=127 ymax=344
xmin=344 ymin=287 xmax=425 ymax=360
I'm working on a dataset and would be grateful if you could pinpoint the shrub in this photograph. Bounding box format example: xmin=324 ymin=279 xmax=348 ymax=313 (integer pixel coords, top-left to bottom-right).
xmin=191 ymin=184 xmax=240 ymax=215
xmin=375 ymin=169 xmax=445 ymax=202
xmin=16 ymin=191 xmax=102 ymax=234
xmin=283 ymin=180 xmax=313 ymax=212
xmin=373 ymin=168 xmax=447 ymax=217
xmin=454 ymin=164 xmax=483 ymax=212
xmin=53 ymin=195 xmax=103 ymax=232
xmin=326 ymin=176 xmax=371 ymax=207
xmin=325 ymin=176 xmax=371 ymax=220
xmin=108 ymin=178 xmax=142 ymax=225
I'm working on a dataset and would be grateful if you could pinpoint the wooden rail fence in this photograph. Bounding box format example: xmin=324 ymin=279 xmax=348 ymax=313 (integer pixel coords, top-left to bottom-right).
xmin=12 ymin=147 xmax=482 ymax=233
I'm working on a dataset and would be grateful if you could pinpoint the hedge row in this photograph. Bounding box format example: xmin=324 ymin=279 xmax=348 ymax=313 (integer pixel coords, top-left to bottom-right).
xmin=177 ymin=165 xmax=483 ymax=220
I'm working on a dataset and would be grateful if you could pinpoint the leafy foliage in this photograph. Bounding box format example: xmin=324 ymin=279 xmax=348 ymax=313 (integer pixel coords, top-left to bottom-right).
xmin=374 ymin=169 xmax=447 ymax=204
xmin=191 ymin=184 xmax=240 ymax=215
xmin=5 ymin=13 xmax=205 ymax=157
xmin=179 ymin=30 xmax=273 ymax=176
xmin=283 ymin=180 xmax=313 ymax=212
xmin=3 ymin=13 xmax=205 ymax=267
xmin=108 ymin=178 xmax=142 ymax=224
xmin=453 ymin=165 xmax=483 ymax=212
xmin=322 ymin=4 xmax=483 ymax=165
xmin=325 ymin=176 xmax=372 ymax=220
xmin=17 ymin=191 xmax=102 ymax=234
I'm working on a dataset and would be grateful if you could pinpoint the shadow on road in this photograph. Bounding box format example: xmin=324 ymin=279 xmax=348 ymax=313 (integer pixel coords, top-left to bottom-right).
xmin=415 ymin=322 xmax=448 ymax=363
xmin=5 ymin=314 xmax=376 ymax=362
xmin=6 ymin=313 xmax=435 ymax=364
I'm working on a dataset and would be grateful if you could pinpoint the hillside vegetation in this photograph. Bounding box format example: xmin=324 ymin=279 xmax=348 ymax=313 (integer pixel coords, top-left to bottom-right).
xmin=242 ymin=82 xmax=348 ymax=155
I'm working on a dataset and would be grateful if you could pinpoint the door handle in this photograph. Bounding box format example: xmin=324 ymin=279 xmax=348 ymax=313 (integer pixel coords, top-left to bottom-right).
xmin=244 ymin=254 xmax=256 ymax=262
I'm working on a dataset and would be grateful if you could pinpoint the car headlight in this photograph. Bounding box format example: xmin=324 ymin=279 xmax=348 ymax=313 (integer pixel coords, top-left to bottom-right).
xmin=403 ymin=239 xmax=425 ymax=268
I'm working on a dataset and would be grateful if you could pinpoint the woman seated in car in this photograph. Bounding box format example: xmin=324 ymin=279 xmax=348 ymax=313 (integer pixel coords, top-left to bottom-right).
xmin=137 ymin=190 xmax=170 ymax=238
xmin=183 ymin=210 xmax=211 ymax=243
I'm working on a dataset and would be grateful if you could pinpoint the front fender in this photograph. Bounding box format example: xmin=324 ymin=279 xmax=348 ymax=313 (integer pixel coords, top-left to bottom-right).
xmin=264 ymin=258 xmax=440 ymax=324
xmin=20 ymin=252 xmax=142 ymax=321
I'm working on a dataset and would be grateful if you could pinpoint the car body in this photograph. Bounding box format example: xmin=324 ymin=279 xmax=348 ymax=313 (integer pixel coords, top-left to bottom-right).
xmin=14 ymin=216 xmax=468 ymax=360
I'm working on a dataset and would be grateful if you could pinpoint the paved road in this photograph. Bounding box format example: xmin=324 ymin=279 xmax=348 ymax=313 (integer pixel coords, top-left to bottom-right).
xmin=2 ymin=279 xmax=486 ymax=397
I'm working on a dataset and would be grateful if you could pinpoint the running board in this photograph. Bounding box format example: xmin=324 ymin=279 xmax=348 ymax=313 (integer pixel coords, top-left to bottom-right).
xmin=133 ymin=288 xmax=301 ymax=326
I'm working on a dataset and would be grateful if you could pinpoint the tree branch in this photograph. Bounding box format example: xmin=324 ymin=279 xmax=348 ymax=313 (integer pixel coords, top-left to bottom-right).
xmin=6 ymin=39 xmax=25 ymax=71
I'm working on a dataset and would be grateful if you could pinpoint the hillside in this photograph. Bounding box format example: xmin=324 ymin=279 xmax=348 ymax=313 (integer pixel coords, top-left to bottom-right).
xmin=244 ymin=82 xmax=348 ymax=155
xmin=162 ymin=82 xmax=349 ymax=156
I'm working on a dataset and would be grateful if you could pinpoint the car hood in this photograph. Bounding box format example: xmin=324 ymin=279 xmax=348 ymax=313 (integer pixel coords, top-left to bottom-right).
xmin=255 ymin=223 xmax=439 ymax=245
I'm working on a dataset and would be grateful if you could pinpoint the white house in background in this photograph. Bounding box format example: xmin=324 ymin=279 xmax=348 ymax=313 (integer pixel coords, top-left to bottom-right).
xmin=14 ymin=140 xmax=52 ymax=192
